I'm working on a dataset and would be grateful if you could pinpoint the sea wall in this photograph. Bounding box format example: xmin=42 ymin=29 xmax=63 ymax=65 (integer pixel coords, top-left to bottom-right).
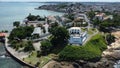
xmin=4 ymin=38 xmax=35 ymax=68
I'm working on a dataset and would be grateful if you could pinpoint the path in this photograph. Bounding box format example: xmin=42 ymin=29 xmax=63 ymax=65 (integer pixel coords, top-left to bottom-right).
xmin=4 ymin=34 xmax=35 ymax=68
xmin=78 ymin=13 xmax=91 ymax=30
xmin=42 ymin=60 xmax=56 ymax=68
xmin=83 ymin=29 xmax=99 ymax=45
xmin=33 ymin=41 xmax=41 ymax=51
xmin=32 ymin=33 xmax=50 ymax=42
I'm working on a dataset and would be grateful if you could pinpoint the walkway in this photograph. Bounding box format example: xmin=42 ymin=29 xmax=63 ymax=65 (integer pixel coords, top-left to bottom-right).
xmin=83 ymin=29 xmax=99 ymax=45
xmin=32 ymin=33 xmax=50 ymax=42
xmin=4 ymin=34 xmax=35 ymax=68
xmin=33 ymin=41 xmax=41 ymax=51
xmin=78 ymin=13 xmax=91 ymax=30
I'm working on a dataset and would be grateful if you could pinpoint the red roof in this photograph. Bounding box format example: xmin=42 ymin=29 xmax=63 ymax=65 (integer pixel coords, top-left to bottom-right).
xmin=0 ymin=33 xmax=6 ymax=37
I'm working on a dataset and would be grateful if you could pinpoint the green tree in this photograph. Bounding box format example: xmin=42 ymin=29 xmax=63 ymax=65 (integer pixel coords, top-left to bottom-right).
xmin=51 ymin=21 xmax=59 ymax=28
xmin=106 ymin=33 xmax=115 ymax=45
xmin=24 ymin=41 xmax=35 ymax=52
xmin=27 ymin=13 xmax=37 ymax=21
xmin=9 ymin=26 xmax=34 ymax=40
xmin=98 ymin=21 xmax=112 ymax=33
xmin=41 ymin=40 xmax=52 ymax=55
xmin=13 ymin=21 xmax=20 ymax=27
xmin=93 ymin=18 xmax=101 ymax=27
xmin=50 ymin=26 xmax=70 ymax=46
xmin=24 ymin=26 xmax=34 ymax=37
xmin=49 ymin=22 xmax=59 ymax=33
xmin=87 ymin=11 xmax=95 ymax=21
xmin=10 ymin=40 xmax=18 ymax=48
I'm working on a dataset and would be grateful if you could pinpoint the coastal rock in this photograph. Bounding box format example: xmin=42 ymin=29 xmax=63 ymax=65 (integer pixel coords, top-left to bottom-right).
xmin=48 ymin=63 xmax=61 ymax=68
xmin=98 ymin=60 xmax=114 ymax=68
xmin=72 ymin=62 xmax=82 ymax=68
xmin=75 ymin=60 xmax=87 ymax=66
xmin=47 ymin=61 xmax=74 ymax=68
xmin=83 ymin=63 xmax=96 ymax=68
xmin=102 ymin=31 xmax=120 ymax=60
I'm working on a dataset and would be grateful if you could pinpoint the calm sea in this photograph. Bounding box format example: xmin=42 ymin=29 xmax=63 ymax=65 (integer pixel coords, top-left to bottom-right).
xmin=0 ymin=2 xmax=63 ymax=68
xmin=0 ymin=2 xmax=63 ymax=31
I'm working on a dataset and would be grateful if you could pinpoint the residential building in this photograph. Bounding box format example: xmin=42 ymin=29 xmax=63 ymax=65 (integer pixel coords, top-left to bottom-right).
xmin=95 ymin=13 xmax=113 ymax=20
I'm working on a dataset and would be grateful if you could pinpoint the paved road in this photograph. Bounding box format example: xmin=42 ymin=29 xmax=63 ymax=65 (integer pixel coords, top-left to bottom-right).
xmin=83 ymin=29 xmax=99 ymax=45
xmin=32 ymin=33 xmax=51 ymax=42
xmin=79 ymin=13 xmax=91 ymax=30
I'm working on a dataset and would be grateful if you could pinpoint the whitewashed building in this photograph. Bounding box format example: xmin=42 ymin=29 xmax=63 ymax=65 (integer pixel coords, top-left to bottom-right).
xmin=32 ymin=27 xmax=42 ymax=36
xmin=43 ymin=23 xmax=49 ymax=34
xmin=69 ymin=27 xmax=87 ymax=45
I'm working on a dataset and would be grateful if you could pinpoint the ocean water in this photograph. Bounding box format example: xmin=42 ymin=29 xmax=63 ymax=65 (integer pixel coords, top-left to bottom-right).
xmin=0 ymin=2 xmax=63 ymax=68
xmin=0 ymin=2 xmax=63 ymax=31
xmin=0 ymin=43 xmax=22 ymax=68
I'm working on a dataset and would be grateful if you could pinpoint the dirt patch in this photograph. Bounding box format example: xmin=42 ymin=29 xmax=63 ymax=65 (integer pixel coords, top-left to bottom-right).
xmin=43 ymin=60 xmax=74 ymax=68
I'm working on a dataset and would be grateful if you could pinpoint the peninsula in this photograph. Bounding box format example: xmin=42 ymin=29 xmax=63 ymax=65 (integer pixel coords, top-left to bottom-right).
xmin=5 ymin=2 xmax=120 ymax=68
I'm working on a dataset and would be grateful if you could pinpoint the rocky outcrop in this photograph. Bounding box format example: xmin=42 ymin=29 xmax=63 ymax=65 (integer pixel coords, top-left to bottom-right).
xmin=45 ymin=58 xmax=115 ymax=68
xmin=102 ymin=31 xmax=120 ymax=60
xmin=47 ymin=61 xmax=74 ymax=68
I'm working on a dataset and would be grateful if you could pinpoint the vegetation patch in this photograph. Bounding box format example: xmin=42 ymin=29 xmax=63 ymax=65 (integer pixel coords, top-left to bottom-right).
xmin=24 ymin=51 xmax=52 ymax=68
xmin=39 ymin=55 xmax=52 ymax=68
xmin=59 ymin=34 xmax=107 ymax=62
xmin=24 ymin=51 xmax=39 ymax=65
xmin=9 ymin=26 xmax=34 ymax=40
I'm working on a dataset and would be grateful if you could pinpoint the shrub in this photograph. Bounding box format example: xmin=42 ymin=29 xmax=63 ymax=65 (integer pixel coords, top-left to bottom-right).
xmin=50 ymin=26 xmax=70 ymax=46
xmin=106 ymin=33 xmax=115 ymax=45
xmin=13 ymin=21 xmax=20 ymax=27
xmin=41 ymin=40 xmax=53 ymax=55
xmin=9 ymin=26 xmax=34 ymax=40
xmin=37 ymin=51 xmax=41 ymax=57
xmin=24 ymin=41 xmax=35 ymax=52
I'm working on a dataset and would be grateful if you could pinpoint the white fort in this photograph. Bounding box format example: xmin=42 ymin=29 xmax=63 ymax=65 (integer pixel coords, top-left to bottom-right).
xmin=69 ymin=27 xmax=87 ymax=45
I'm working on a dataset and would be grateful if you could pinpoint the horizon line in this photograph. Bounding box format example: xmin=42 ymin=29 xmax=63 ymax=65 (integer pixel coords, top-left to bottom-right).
xmin=0 ymin=1 xmax=120 ymax=3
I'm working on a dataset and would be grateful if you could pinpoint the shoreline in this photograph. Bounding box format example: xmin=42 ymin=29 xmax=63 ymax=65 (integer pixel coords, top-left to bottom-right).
xmin=4 ymin=37 xmax=35 ymax=68
xmin=35 ymin=8 xmax=66 ymax=13
xmin=36 ymin=8 xmax=67 ymax=14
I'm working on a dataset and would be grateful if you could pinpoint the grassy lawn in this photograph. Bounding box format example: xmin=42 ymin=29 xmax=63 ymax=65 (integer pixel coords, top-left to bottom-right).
xmin=39 ymin=54 xmax=53 ymax=68
xmin=84 ymin=33 xmax=107 ymax=51
xmin=81 ymin=28 xmax=87 ymax=32
xmin=59 ymin=33 xmax=107 ymax=61
xmin=24 ymin=51 xmax=53 ymax=68
xmin=88 ymin=28 xmax=97 ymax=35
xmin=24 ymin=51 xmax=39 ymax=65
xmin=81 ymin=28 xmax=97 ymax=35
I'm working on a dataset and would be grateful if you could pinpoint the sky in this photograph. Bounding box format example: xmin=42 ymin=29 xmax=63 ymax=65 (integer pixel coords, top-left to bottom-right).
xmin=1 ymin=0 xmax=120 ymax=2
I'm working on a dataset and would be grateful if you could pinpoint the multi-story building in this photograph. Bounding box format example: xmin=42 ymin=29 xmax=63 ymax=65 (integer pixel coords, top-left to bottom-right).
xmin=69 ymin=27 xmax=87 ymax=45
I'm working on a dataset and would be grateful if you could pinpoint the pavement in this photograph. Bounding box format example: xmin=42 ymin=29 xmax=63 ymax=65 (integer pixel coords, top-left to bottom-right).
xmin=5 ymin=35 xmax=29 ymax=59
xmin=5 ymin=34 xmax=35 ymax=67
xmin=83 ymin=28 xmax=99 ymax=45
xmin=33 ymin=41 xmax=41 ymax=51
